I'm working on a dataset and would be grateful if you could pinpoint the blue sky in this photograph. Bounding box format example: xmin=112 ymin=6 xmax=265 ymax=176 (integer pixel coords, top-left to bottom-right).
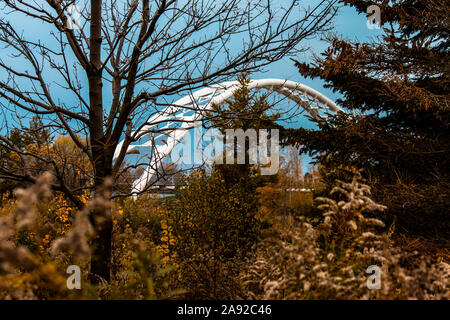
xmin=0 ymin=1 xmax=383 ymax=173
xmin=253 ymin=2 xmax=383 ymax=127
xmin=0 ymin=1 xmax=382 ymax=114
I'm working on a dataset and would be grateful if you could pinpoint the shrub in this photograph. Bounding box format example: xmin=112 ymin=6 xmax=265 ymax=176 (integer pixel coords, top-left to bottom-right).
xmin=167 ymin=168 xmax=262 ymax=299
xmin=241 ymin=173 xmax=449 ymax=299
xmin=0 ymin=173 xmax=176 ymax=300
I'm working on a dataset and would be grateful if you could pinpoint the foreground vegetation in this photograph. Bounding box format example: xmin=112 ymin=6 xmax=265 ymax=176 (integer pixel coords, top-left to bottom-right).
xmin=0 ymin=165 xmax=448 ymax=299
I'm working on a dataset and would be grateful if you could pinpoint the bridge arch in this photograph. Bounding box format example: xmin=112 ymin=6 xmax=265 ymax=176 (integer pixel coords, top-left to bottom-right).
xmin=113 ymin=79 xmax=343 ymax=195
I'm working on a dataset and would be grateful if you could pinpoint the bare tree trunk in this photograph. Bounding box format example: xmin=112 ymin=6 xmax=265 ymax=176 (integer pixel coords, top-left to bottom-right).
xmin=87 ymin=0 xmax=112 ymax=282
xmin=87 ymin=149 xmax=113 ymax=282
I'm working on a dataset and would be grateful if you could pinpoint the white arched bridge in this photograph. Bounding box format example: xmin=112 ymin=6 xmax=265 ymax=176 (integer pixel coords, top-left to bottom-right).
xmin=113 ymin=79 xmax=343 ymax=195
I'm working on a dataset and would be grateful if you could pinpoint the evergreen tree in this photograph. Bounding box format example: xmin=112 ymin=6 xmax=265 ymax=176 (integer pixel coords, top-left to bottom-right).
xmin=211 ymin=74 xmax=280 ymax=187
xmin=284 ymin=0 xmax=449 ymax=237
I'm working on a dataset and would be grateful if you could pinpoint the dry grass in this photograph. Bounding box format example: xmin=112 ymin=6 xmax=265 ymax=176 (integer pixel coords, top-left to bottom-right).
xmin=0 ymin=172 xmax=448 ymax=299
xmin=240 ymin=173 xmax=450 ymax=299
